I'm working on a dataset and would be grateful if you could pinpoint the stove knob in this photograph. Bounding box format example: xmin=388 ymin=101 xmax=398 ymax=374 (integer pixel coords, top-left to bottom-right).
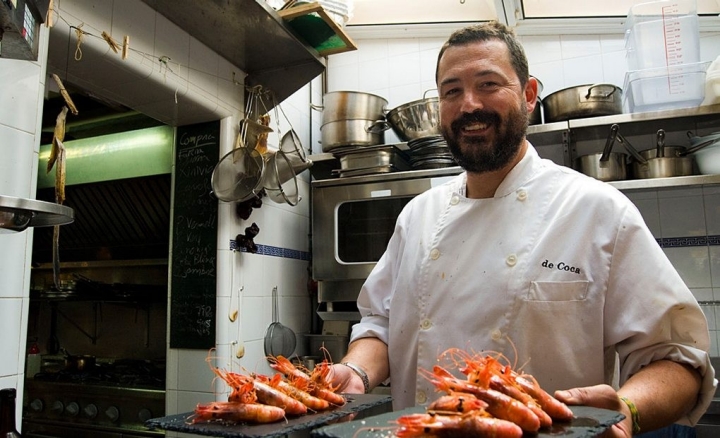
xmin=138 ymin=408 xmax=152 ymax=422
xmin=84 ymin=403 xmax=98 ymax=419
xmin=65 ymin=402 xmax=79 ymax=416
xmin=105 ymin=406 xmax=120 ymax=422
xmin=51 ymin=401 xmax=64 ymax=414
xmin=29 ymin=399 xmax=44 ymax=412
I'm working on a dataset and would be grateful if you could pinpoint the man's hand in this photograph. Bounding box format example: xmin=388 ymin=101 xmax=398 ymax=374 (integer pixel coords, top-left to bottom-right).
xmin=555 ymin=384 xmax=632 ymax=438
xmin=329 ymin=363 xmax=367 ymax=394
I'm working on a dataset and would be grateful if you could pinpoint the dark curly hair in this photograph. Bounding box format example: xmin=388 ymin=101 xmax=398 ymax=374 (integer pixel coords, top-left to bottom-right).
xmin=435 ymin=21 xmax=530 ymax=89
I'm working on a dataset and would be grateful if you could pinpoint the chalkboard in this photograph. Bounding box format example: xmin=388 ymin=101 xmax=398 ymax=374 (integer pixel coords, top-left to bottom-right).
xmin=170 ymin=121 xmax=220 ymax=349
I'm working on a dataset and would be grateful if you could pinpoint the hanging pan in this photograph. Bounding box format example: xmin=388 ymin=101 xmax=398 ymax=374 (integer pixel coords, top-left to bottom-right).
xmin=264 ymin=286 xmax=296 ymax=358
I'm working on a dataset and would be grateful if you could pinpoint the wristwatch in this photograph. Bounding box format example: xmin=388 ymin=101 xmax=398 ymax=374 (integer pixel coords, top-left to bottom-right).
xmin=341 ymin=362 xmax=370 ymax=394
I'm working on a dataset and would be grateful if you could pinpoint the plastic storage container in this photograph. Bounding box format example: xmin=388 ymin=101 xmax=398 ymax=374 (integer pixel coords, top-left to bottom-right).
xmin=623 ymin=61 xmax=710 ymax=113
xmin=625 ymin=0 xmax=700 ymax=71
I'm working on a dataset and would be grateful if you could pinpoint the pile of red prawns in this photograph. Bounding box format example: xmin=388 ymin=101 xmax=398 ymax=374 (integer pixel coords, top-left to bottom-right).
xmin=190 ymin=355 xmax=346 ymax=425
xmin=395 ymin=348 xmax=575 ymax=437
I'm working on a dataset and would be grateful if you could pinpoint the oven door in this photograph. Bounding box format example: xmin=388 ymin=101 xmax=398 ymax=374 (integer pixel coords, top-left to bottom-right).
xmin=312 ymin=172 xmax=458 ymax=283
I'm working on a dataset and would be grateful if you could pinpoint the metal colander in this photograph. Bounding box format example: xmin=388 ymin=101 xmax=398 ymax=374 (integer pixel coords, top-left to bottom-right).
xmin=264 ymin=286 xmax=296 ymax=358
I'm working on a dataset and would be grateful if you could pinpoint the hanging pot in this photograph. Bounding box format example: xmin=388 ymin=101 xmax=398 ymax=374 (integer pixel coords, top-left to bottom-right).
xmin=543 ymin=83 xmax=622 ymax=123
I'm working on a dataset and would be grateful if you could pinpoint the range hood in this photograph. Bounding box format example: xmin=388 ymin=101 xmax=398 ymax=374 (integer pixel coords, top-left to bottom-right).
xmin=31 ymin=126 xmax=174 ymax=264
xmin=0 ymin=195 xmax=74 ymax=232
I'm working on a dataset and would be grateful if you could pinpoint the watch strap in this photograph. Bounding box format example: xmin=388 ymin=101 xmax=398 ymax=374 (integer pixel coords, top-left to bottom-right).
xmin=341 ymin=362 xmax=370 ymax=394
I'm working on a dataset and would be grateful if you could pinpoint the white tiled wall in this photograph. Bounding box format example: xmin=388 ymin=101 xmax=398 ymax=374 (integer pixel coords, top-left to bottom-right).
xmin=0 ymin=25 xmax=51 ymax=430
xmin=323 ymin=28 xmax=720 ymax=359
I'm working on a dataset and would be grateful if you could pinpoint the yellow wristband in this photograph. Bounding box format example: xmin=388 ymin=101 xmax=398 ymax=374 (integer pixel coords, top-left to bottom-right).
xmin=619 ymin=396 xmax=641 ymax=435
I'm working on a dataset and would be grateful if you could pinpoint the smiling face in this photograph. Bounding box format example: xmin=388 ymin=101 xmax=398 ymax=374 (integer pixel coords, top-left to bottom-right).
xmin=437 ymin=39 xmax=537 ymax=174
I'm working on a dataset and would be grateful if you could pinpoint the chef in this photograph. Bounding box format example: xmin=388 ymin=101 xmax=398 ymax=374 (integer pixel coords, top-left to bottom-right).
xmin=330 ymin=21 xmax=716 ymax=437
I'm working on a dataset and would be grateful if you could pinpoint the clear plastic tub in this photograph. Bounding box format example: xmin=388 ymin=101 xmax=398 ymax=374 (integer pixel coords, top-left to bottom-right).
xmin=622 ymin=61 xmax=710 ymax=113
xmin=625 ymin=0 xmax=700 ymax=71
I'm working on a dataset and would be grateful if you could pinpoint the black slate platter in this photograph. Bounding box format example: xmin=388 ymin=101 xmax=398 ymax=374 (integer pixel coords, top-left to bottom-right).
xmin=311 ymin=405 xmax=625 ymax=437
xmin=145 ymin=393 xmax=392 ymax=438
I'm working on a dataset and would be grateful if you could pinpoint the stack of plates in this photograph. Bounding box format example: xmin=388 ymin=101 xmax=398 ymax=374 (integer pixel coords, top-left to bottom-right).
xmin=318 ymin=0 xmax=353 ymax=26
xmin=407 ymin=136 xmax=457 ymax=169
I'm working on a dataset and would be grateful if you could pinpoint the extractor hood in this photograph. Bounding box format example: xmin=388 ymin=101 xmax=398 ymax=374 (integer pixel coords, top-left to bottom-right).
xmin=0 ymin=195 xmax=73 ymax=232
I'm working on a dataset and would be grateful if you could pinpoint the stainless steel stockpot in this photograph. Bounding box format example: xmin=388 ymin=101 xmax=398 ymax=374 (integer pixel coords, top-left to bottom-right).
xmin=320 ymin=119 xmax=387 ymax=152
xmin=313 ymin=91 xmax=388 ymax=125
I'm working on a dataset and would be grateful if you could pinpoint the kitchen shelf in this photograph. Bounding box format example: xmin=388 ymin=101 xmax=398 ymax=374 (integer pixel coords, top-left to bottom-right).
xmin=609 ymin=174 xmax=720 ymax=191
xmin=278 ymin=2 xmax=357 ymax=56
xmin=310 ymin=104 xmax=720 ymax=190
xmin=139 ymin=0 xmax=325 ymax=107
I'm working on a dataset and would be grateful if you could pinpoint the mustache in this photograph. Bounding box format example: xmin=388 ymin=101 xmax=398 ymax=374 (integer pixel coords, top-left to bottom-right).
xmin=450 ymin=110 xmax=501 ymax=134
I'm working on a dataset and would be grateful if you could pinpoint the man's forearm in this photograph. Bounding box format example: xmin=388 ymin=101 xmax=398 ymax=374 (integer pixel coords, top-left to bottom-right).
xmin=619 ymin=359 xmax=702 ymax=432
xmin=341 ymin=337 xmax=390 ymax=391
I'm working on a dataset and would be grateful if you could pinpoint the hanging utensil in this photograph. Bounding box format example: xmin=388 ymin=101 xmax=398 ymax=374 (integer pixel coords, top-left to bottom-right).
xmin=264 ymin=286 xmax=297 ymax=358
xmin=210 ymin=147 xmax=264 ymax=202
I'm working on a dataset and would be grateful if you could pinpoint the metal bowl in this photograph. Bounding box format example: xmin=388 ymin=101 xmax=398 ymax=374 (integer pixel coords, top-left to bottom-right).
xmin=386 ymin=96 xmax=440 ymax=142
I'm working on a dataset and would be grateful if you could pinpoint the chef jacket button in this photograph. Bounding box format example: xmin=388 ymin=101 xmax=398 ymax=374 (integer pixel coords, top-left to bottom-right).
xmin=517 ymin=189 xmax=527 ymax=201
xmin=506 ymin=254 xmax=517 ymax=266
xmin=421 ymin=319 xmax=432 ymax=330
xmin=416 ymin=391 xmax=427 ymax=404
xmin=491 ymin=329 xmax=502 ymax=341
xmin=430 ymin=248 xmax=440 ymax=260
xmin=450 ymin=195 xmax=460 ymax=205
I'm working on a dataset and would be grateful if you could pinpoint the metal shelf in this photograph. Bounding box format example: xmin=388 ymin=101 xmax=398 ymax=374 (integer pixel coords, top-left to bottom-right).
xmin=139 ymin=0 xmax=325 ymax=107
xmin=609 ymin=174 xmax=720 ymax=191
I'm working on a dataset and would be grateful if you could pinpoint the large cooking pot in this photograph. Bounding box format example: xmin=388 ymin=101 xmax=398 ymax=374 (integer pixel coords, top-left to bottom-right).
xmin=313 ymin=91 xmax=388 ymax=125
xmin=320 ymin=119 xmax=387 ymax=151
xmin=543 ymin=83 xmax=622 ymax=123
xmin=386 ymin=91 xmax=440 ymax=141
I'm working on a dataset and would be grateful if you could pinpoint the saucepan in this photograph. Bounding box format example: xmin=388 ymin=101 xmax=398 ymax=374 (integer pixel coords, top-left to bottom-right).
xmin=576 ymin=124 xmax=636 ymax=182
xmin=62 ymin=349 xmax=96 ymax=372
xmin=630 ymin=129 xmax=695 ymax=179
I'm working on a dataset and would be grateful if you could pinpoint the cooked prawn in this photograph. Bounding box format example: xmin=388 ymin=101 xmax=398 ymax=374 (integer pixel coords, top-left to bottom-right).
xmin=257 ymin=373 xmax=331 ymax=411
xmin=395 ymin=412 xmax=523 ymax=438
xmin=191 ymin=401 xmax=285 ymax=424
xmin=422 ymin=366 xmax=541 ymax=433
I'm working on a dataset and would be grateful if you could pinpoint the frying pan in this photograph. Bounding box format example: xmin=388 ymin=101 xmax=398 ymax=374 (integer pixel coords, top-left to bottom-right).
xmin=264 ymin=286 xmax=297 ymax=358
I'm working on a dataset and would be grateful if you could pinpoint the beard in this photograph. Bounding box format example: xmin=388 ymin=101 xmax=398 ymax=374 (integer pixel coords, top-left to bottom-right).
xmin=441 ymin=103 xmax=528 ymax=174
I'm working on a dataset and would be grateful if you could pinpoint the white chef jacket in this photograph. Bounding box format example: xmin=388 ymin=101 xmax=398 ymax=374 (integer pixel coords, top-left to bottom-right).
xmin=351 ymin=144 xmax=716 ymax=423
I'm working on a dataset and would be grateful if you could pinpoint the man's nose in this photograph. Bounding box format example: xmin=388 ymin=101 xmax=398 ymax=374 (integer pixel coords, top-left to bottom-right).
xmin=459 ymin=91 xmax=484 ymax=114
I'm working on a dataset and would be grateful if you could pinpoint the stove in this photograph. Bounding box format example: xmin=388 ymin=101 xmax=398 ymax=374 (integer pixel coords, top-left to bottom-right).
xmin=22 ymin=359 xmax=165 ymax=438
